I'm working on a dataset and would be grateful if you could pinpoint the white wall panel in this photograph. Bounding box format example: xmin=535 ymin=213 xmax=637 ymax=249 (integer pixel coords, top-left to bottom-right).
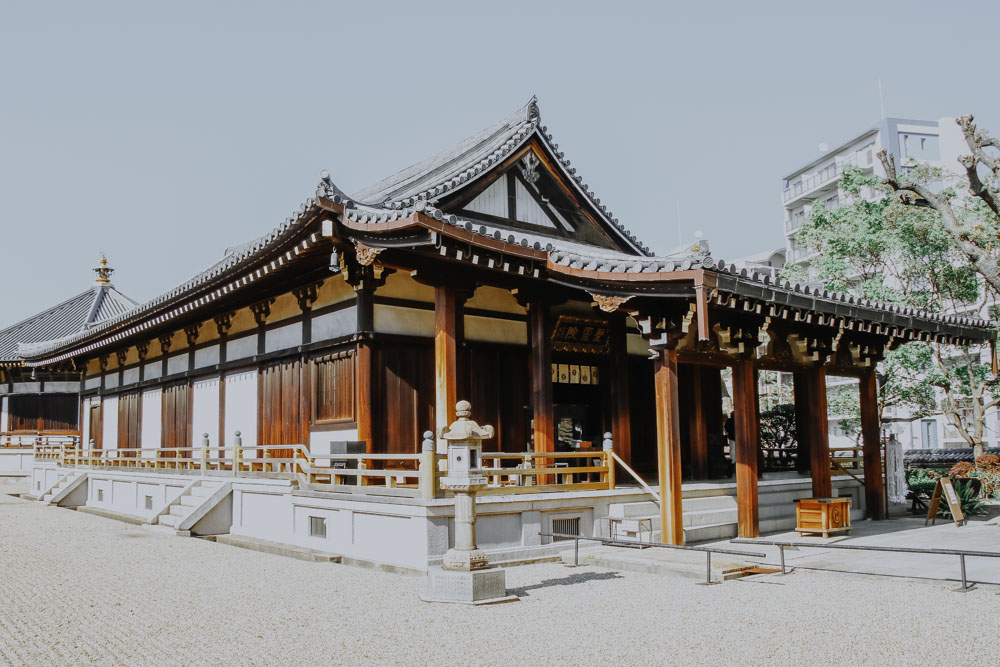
xmin=226 ymin=334 xmax=257 ymax=362
xmin=514 ymin=179 xmax=556 ymax=228
xmin=141 ymin=389 xmax=162 ymax=456
xmin=167 ymin=354 xmax=188 ymax=376
xmin=103 ymin=375 xmax=118 ymax=390
xmin=84 ymin=377 xmax=101 ymax=390
xmin=123 ymin=368 xmax=140 ymax=386
xmin=194 ymin=344 xmax=220 ymax=369
xmin=465 ymin=177 xmax=508 ymax=218
xmin=312 ymin=306 xmax=357 ymax=342
xmin=1 ymin=396 xmax=7 ymax=432
xmin=144 ymin=362 xmax=162 ymax=381
xmin=191 ymin=377 xmax=220 ymax=459
xmin=224 ymin=370 xmax=258 ymax=454
xmin=102 ymin=396 xmax=118 ymax=452
xmin=265 ymin=322 xmax=302 ymax=354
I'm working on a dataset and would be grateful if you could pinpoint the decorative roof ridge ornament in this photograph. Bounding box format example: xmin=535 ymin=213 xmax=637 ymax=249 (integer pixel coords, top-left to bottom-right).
xmin=520 ymin=152 xmax=540 ymax=185
xmin=591 ymin=293 xmax=633 ymax=313
xmin=93 ymin=254 xmax=114 ymax=286
xmin=526 ymin=95 xmax=540 ymax=123
xmin=354 ymin=241 xmax=385 ymax=267
xmin=316 ymin=169 xmax=349 ymax=200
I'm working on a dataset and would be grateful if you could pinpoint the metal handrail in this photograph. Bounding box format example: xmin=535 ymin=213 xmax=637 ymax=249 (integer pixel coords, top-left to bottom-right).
xmin=611 ymin=451 xmax=660 ymax=505
xmin=541 ymin=531 xmax=765 ymax=584
xmin=732 ymin=538 xmax=1000 ymax=591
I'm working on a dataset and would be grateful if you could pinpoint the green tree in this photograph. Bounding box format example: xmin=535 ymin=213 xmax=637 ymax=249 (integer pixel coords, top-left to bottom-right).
xmin=783 ymin=166 xmax=998 ymax=457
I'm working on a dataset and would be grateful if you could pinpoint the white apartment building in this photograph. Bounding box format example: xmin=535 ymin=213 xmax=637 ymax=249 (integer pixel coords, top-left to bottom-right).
xmin=781 ymin=117 xmax=998 ymax=451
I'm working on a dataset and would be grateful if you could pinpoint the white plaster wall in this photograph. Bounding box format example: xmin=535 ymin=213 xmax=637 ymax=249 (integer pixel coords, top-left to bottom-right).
xmin=224 ymin=370 xmax=257 ymax=453
xmin=44 ymin=382 xmax=79 ymax=393
xmin=144 ymin=361 xmax=162 ymax=381
xmin=141 ymin=389 xmax=162 ymax=456
xmin=312 ymin=306 xmax=357 ymax=342
xmin=101 ymin=396 xmax=118 ymax=452
xmin=226 ymin=334 xmax=257 ymax=362
xmin=191 ymin=377 xmax=220 ymax=456
xmin=81 ymin=400 xmax=91 ymax=450
xmin=265 ymin=322 xmax=303 ymax=354
xmin=1 ymin=396 xmax=7 ymax=432
xmin=167 ymin=354 xmax=188 ymax=376
xmin=13 ymin=382 xmax=41 ymax=393
xmin=195 ymin=344 xmax=220 ymax=369
xmin=123 ymin=368 xmax=140 ymax=386
xmin=104 ymin=374 xmax=118 ymax=390
xmin=374 ymin=304 xmax=433 ymax=337
xmin=84 ymin=377 xmax=101 ymax=390
xmin=627 ymin=333 xmax=650 ymax=356
xmin=86 ymin=471 xmax=187 ymax=520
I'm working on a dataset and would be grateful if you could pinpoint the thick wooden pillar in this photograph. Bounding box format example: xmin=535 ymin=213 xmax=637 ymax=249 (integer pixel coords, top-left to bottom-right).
xmin=809 ymin=367 xmax=832 ymax=498
xmin=654 ymin=347 xmax=684 ymax=545
xmin=609 ymin=313 xmax=632 ymax=465
xmin=355 ymin=286 xmax=375 ymax=453
xmin=860 ymin=369 xmax=886 ymax=519
xmin=434 ymin=285 xmax=463 ymax=437
xmin=732 ymin=357 xmax=760 ymax=538
xmin=689 ymin=367 xmax=709 ymax=480
xmin=793 ymin=372 xmax=812 ymax=475
xmin=528 ymin=301 xmax=554 ymax=483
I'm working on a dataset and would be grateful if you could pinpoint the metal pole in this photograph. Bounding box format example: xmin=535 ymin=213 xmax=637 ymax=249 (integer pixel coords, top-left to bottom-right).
xmin=779 ymin=544 xmax=786 ymax=575
xmin=706 ymin=551 xmax=711 ymax=583
xmin=958 ymin=554 xmax=975 ymax=592
xmin=574 ymin=537 xmax=580 ymax=567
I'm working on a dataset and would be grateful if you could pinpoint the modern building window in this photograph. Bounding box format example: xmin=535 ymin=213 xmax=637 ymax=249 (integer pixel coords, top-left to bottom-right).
xmin=309 ymin=516 xmax=327 ymax=538
xmin=920 ymin=419 xmax=938 ymax=449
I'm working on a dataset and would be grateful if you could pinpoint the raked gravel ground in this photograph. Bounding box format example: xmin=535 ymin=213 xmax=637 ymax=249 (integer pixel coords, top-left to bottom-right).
xmin=1 ymin=484 xmax=998 ymax=666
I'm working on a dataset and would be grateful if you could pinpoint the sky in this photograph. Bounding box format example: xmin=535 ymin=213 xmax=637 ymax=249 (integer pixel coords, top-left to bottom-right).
xmin=2 ymin=0 xmax=1000 ymax=325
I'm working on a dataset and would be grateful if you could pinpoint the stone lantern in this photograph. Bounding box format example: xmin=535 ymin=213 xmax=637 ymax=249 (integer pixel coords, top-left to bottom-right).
xmin=423 ymin=400 xmax=516 ymax=604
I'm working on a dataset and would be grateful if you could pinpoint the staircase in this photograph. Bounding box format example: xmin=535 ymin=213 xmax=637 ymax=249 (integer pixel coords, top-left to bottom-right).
xmin=609 ymin=494 xmax=741 ymax=544
xmin=39 ymin=471 xmax=87 ymax=505
xmin=156 ymin=480 xmax=230 ymax=534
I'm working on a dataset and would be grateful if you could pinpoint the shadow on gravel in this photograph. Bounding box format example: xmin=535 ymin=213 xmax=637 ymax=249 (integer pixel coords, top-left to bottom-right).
xmin=508 ymin=571 xmax=624 ymax=597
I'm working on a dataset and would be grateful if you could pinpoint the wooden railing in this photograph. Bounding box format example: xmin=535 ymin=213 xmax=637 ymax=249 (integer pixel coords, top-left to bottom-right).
xmin=3 ymin=432 xmax=79 ymax=450
xmin=36 ymin=435 xmax=615 ymax=499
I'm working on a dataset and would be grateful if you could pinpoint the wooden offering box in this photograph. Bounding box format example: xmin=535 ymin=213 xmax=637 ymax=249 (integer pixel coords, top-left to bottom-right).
xmin=794 ymin=498 xmax=852 ymax=538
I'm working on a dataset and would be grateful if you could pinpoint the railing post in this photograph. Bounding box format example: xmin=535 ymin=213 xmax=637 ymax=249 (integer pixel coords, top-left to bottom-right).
xmin=523 ymin=453 xmax=533 ymax=486
xmin=89 ymin=439 xmax=95 ymax=467
xmin=357 ymin=459 xmax=366 ymax=487
xmin=420 ymin=430 xmax=438 ymax=500
xmin=201 ymin=433 xmax=209 ymax=476
xmin=233 ymin=431 xmax=242 ymax=478
xmin=603 ymin=432 xmax=615 ymax=490
xmin=74 ymin=439 xmax=80 ymax=469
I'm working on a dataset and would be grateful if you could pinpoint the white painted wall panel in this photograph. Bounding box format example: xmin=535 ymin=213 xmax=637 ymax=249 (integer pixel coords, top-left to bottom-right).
xmin=141 ymin=389 xmax=162 ymax=456
xmin=104 ymin=374 xmax=118 ymax=389
xmin=265 ymin=322 xmax=302 ymax=354
xmin=465 ymin=177 xmax=508 ymax=218
xmin=312 ymin=306 xmax=357 ymax=342
xmin=81 ymin=400 xmax=90 ymax=450
xmin=44 ymin=382 xmax=79 ymax=393
xmin=514 ymin=179 xmax=556 ymax=228
xmin=374 ymin=304 xmax=433 ymax=337
xmin=224 ymin=370 xmax=258 ymax=453
xmin=102 ymin=396 xmax=118 ymax=452
xmin=143 ymin=362 xmax=162 ymax=381
xmin=84 ymin=377 xmax=101 ymax=390
xmin=464 ymin=315 xmax=526 ymax=345
xmin=191 ymin=377 xmax=220 ymax=458
xmin=1 ymin=397 xmax=7 ymax=432
xmin=123 ymin=367 xmax=140 ymax=386
xmin=194 ymin=344 xmax=220 ymax=369
xmin=226 ymin=334 xmax=257 ymax=362
xmin=167 ymin=354 xmax=188 ymax=376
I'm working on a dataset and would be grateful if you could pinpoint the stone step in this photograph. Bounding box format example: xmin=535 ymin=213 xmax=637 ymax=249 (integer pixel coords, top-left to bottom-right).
xmin=158 ymin=512 xmax=182 ymax=528
xmin=684 ymin=521 xmax=738 ymax=543
xmin=168 ymin=504 xmax=190 ymax=517
xmin=609 ymin=494 xmax=737 ymax=520
xmin=179 ymin=495 xmax=203 ymax=507
xmin=190 ymin=485 xmax=217 ymax=498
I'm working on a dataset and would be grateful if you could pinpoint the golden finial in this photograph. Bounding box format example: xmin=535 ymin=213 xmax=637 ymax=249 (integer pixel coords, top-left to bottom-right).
xmin=93 ymin=254 xmax=114 ymax=285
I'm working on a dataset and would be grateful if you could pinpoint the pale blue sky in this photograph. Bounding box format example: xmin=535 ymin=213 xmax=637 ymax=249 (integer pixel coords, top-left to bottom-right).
xmin=2 ymin=0 xmax=999 ymax=324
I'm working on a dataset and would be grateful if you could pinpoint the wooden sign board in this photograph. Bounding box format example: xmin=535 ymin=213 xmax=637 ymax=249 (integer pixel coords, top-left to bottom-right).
xmin=925 ymin=476 xmax=966 ymax=527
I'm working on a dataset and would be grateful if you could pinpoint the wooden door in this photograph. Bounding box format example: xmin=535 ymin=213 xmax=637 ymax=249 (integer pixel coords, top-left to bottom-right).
xmin=161 ymin=382 xmax=191 ymax=457
xmin=88 ymin=403 xmax=102 ymax=451
xmin=259 ymin=358 xmax=303 ymax=459
xmin=468 ymin=345 xmax=529 ymax=453
xmin=117 ymin=391 xmax=141 ymax=457
xmin=374 ymin=342 xmax=434 ymax=455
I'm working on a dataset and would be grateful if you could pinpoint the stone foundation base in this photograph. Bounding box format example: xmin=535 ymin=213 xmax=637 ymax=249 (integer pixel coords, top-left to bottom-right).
xmin=422 ymin=566 xmax=517 ymax=605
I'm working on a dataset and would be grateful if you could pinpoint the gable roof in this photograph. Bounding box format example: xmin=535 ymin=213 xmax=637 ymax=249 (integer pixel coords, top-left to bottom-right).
xmin=349 ymin=97 xmax=650 ymax=256
xmin=0 ymin=285 xmax=136 ymax=364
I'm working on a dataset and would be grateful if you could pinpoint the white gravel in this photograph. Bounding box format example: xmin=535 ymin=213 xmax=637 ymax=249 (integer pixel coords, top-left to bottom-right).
xmin=1 ymin=484 xmax=998 ymax=666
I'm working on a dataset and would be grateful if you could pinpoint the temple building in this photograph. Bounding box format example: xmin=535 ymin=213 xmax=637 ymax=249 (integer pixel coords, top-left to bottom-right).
xmin=18 ymin=100 xmax=991 ymax=569
xmin=1 ymin=257 xmax=134 ymax=476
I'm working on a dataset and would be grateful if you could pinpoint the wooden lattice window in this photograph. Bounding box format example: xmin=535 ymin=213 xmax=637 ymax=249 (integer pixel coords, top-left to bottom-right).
xmin=312 ymin=351 xmax=355 ymax=425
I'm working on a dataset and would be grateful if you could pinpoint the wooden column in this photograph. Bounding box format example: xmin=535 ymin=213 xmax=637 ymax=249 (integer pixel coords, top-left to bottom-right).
xmin=809 ymin=367 xmax=832 ymax=498
xmin=792 ymin=372 xmax=812 ymax=475
xmin=434 ymin=285 xmax=463 ymax=438
xmin=654 ymin=347 xmax=684 ymax=545
xmin=355 ymin=285 xmax=375 ymax=453
xmin=528 ymin=301 xmax=554 ymax=484
xmin=860 ymin=369 xmax=886 ymax=519
xmin=732 ymin=357 xmax=760 ymax=538
xmin=689 ymin=367 xmax=709 ymax=480
xmin=609 ymin=313 xmax=632 ymax=466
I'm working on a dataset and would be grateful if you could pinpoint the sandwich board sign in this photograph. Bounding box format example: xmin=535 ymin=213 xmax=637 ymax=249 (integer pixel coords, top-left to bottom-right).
xmin=925 ymin=476 xmax=966 ymax=527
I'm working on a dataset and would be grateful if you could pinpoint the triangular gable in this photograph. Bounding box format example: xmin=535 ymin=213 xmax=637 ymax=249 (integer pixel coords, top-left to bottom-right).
xmin=441 ymin=141 xmax=631 ymax=251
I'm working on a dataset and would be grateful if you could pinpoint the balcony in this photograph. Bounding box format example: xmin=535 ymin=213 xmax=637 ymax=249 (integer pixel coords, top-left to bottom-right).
xmin=782 ymin=152 xmax=872 ymax=204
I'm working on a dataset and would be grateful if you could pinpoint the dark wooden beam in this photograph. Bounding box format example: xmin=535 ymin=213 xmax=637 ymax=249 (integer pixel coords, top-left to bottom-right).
xmin=609 ymin=313 xmax=632 ymax=466
xmin=528 ymin=300 xmax=554 ymax=484
xmin=654 ymin=347 xmax=685 ymax=545
xmin=689 ymin=366 xmax=708 ymax=480
xmin=434 ymin=285 xmax=465 ymax=436
xmin=809 ymin=367 xmax=832 ymax=498
xmin=860 ymin=369 xmax=886 ymax=519
xmin=732 ymin=357 xmax=760 ymax=538
xmin=793 ymin=372 xmax=812 ymax=475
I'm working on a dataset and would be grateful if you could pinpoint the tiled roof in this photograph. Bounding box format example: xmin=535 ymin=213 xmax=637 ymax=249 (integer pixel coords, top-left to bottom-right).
xmin=348 ymin=97 xmax=650 ymax=257
xmin=0 ymin=286 xmax=136 ymax=363
xmin=904 ymin=447 xmax=1000 ymax=467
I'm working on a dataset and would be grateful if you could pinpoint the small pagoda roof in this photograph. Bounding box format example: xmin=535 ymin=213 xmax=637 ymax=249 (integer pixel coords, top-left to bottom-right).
xmin=0 ymin=283 xmax=135 ymax=364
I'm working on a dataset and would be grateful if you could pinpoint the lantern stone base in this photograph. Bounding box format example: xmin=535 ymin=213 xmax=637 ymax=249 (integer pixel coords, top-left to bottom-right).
xmin=422 ymin=566 xmax=517 ymax=605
